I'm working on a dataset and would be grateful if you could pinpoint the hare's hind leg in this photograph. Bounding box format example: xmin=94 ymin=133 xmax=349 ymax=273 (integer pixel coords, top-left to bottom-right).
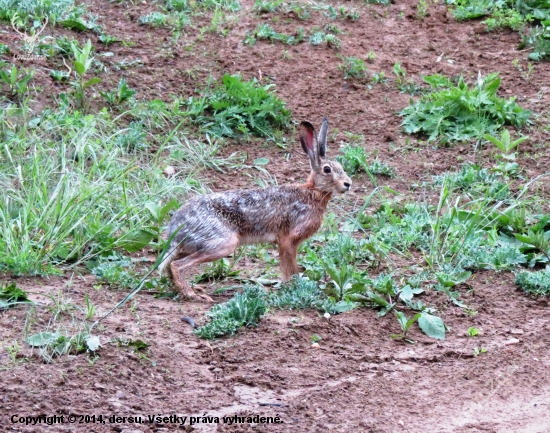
xmin=170 ymin=234 xmax=239 ymax=302
xmin=278 ymin=238 xmax=299 ymax=281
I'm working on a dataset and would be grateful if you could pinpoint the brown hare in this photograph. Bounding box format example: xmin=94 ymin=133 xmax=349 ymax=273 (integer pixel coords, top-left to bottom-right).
xmin=159 ymin=119 xmax=352 ymax=301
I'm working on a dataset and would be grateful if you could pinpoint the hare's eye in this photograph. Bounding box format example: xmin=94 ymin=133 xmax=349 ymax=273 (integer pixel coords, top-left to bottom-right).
xmin=323 ymin=166 xmax=332 ymax=174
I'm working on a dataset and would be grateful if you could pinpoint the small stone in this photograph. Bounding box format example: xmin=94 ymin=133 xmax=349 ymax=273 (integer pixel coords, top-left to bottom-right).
xmin=504 ymin=338 xmax=520 ymax=346
xmin=311 ymin=343 xmax=320 ymax=349
xmin=510 ymin=329 xmax=524 ymax=335
xmin=163 ymin=166 xmax=176 ymax=177
xmin=323 ymin=312 xmax=330 ymax=319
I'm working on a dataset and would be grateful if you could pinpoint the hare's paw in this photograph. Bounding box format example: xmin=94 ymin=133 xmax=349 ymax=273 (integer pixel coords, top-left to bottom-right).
xmin=177 ymin=282 xmax=214 ymax=303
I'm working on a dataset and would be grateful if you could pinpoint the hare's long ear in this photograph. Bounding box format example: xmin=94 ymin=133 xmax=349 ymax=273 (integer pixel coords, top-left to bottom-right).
xmin=317 ymin=117 xmax=328 ymax=159
xmin=300 ymin=121 xmax=319 ymax=169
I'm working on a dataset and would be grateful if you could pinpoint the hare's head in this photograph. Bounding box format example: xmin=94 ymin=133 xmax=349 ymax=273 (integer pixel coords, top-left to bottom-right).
xmin=300 ymin=119 xmax=352 ymax=195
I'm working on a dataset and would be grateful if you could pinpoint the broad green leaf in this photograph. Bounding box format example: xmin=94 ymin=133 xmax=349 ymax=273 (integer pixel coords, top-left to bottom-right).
xmin=159 ymin=198 xmax=179 ymax=221
xmin=253 ymin=157 xmax=270 ymax=165
xmin=74 ymin=61 xmax=85 ymax=76
xmin=61 ymin=19 xmax=88 ymax=31
xmin=406 ymin=313 xmax=422 ymax=331
xmin=365 ymin=292 xmax=389 ymax=307
xmin=454 ymin=271 xmax=472 ymax=285
xmin=83 ymin=77 xmax=101 ymax=89
xmin=26 ymin=331 xmax=60 ymax=347
xmin=330 ymin=300 xmax=357 ymax=313
xmin=483 ymin=134 xmax=505 ymax=152
xmin=116 ymin=228 xmax=156 ymax=252
xmin=515 ymin=234 xmax=534 ymax=244
xmin=395 ymin=311 xmax=407 ymax=329
xmin=418 ymin=313 xmax=445 ymax=340
xmin=145 ymin=202 xmax=161 ymax=221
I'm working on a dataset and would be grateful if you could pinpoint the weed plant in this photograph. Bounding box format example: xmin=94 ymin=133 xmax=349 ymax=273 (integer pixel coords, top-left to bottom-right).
xmin=0 ymin=0 xmax=84 ymax=26
xmin=400 ymin=73 xmax=531 ymax=143
xmin=244 ymin=23 xmax=305 ymax=45
xmin=339 ymin=56 xmax=368 ymax=80
xmin=194 ymin=285 xmax=268 ymax=339
xmin=520 ymin=23 xmax=550 ymax=61
xmin=184 ymin=74 xmax=291 ymax=140
xmin=337 ymin=144 xmax=394 ymax=177
xmin=516 ymin=267 xmax=550 ymax=295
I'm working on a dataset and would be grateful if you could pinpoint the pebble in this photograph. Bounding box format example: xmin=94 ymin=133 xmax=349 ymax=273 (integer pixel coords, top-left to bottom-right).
xmin=163 ymin=166 xmax=176 ymax=177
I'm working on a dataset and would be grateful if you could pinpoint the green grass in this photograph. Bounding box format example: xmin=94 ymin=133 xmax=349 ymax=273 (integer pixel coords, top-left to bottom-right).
xmin=432 ymin=164 xmax=510 ymax=200
xmin=399 ymin=73 xmax=531 ymax=143
xmin=0 ymin=100 xmax=218 ymax=275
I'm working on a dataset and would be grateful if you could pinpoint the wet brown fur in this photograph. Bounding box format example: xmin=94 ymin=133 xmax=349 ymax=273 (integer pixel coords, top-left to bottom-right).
xmin=159 ymin=119 xmax=352 ymax=301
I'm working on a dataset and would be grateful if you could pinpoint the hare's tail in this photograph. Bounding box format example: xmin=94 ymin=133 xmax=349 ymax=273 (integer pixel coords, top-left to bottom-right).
xmin=158 ymin=245 xmax=178 ymax=276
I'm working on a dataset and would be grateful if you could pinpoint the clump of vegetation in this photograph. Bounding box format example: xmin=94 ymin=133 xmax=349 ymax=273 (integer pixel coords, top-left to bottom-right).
xmin=138 ymin=11 xmax=190 ymax=30
xmin=450 ymin=0 xmax=550 ymax=60
xmin=484 ymin=7 xmax=529 ymax=30
xmin=267 ymin=277 xmax=325 ymax=310
xmin=520 ymin=24 xmax=550 ymax=61
xmin=100 ymin=78 xmax=137 ymax=106
xmin=0 ymin=65 xmax=34 ymax=102
xmin=308 ymin=25 xmax=343 ymax=49
xmin=244 ymin=23 xmax=305 ymax=45
xmin=184 ymin=74 xmax=292 ymax=140
xmin=0 ymin=282 xmax=30 ymax=309
xmin=337 ymin=144 xmax=394 ymax=177
xmin=516 ymin=268 xmax=550 ymax=295
xmin=450 ymin=0 xmax=539 ymax=24
xmin=339 ymin=56 xmax=368 ymax=80
xmin=194 ymin=286 xmax=268 ymax=339
xmin=0 ymin=0 xmax=88 ymax=27
xmin=433 ymin=164 xmax=510 ymax=200
xmin=399 ymin=73 xmax=531 ymax=143
xmin=254 ymin=0 xmax=311 ymax=19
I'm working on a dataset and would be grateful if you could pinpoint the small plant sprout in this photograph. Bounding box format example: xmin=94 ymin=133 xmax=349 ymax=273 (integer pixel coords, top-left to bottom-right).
xmin=100 ymin=78 xmax=137 ymax=105
xmin=484 ymin=129 xmax=528 ymax=155
xmin=484 ymin=129 xmax=528 ymax=177
xmin=70 ymin=39 xmax=101 ymax=110
xmin=338 ymin=56 xmax=368 ymax=80
xmin=0 ymin=65 xmax=35 ymax=102
xmin=467 ymin=327 xmax=480 ymax=337
xmin=416 ymin=0 xmax=428 ymax=19
xmin=391 ymin=311 xmax=421 ymax=343
xmin=310 ymin=334 xmax=322 ymax=344
xmin=325 ymin=34 xmax=342 ymax=50
xmin=393 ymin=62 xmax=406 ymax=85
xmin=473 ymin=347 xmax=487 ymax=356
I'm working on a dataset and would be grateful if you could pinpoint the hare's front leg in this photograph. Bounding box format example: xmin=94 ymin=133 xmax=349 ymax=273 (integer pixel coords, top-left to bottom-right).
xmin=278 ymin=238 xmax=299 ymax=281
xmin=171 ymin=235 xmax=239 ymax=302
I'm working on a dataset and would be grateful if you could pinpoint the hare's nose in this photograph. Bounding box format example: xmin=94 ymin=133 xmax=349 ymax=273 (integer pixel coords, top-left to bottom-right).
xmin=344 ymin=182 xmax=351 ymax=190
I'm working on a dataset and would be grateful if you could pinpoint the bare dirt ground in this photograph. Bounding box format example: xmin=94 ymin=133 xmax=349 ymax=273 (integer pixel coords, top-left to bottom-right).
xmin=1 ymin=0 xmax=550 ymax=431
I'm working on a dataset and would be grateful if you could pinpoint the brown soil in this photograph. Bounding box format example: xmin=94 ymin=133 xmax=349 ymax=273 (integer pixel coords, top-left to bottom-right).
xmin=1 ymin=0 xmax=550 ymax=432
